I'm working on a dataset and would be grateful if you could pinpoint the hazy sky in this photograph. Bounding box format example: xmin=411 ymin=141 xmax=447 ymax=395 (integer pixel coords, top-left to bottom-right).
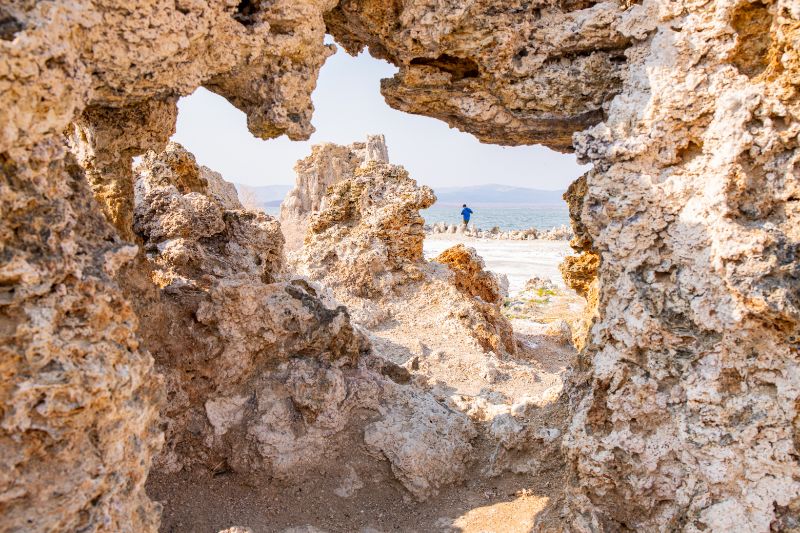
xmin=172 ymin=45 xmax=588 ymax=190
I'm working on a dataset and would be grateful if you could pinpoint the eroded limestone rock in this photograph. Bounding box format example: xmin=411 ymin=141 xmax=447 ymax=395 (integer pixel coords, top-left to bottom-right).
xmin=364 ymin=384 xmax=476 ymax=501
xmin=435 ymin=244 xmax=504 ymax=305
xmin=67 ymin=99 xmax=179 ymax=239
xmin=325 ymin=0 xmax=631 ymax=151
xmin=292 ymin=144 xmax=516 ymax=356
xmin=279 ymin=137 xmax=382 ymax=251
xmin=559 ymin=1 xmax=800 ymax=529
xmin=3 ymin=0 xmax=799 ymax=530
xmin=132 ymin=143 xmax=476 ymax=504
xmin=2 ymin=2 xmax=337 ymax=524
xmin=130 ymin=143 xmax=375 ymax=478
xmin=0 ymin=141 xmax=162 ymax=532
xmin=294 ymin=158 xmax=435 ymax=298
xmin=434 ymin=244 xmax=516 ymax=355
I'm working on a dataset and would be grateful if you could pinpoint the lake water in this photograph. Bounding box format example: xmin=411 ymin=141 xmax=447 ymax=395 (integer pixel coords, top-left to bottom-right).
xmin=264 ymin=205 xmax=570 ymax=231
xmin=421 ymin=205 xmax=569 ymax=231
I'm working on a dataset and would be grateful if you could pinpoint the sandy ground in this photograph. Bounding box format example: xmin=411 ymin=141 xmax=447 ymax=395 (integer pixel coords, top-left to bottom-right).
xmin=423 ymin=235 xmax=573 ymax=294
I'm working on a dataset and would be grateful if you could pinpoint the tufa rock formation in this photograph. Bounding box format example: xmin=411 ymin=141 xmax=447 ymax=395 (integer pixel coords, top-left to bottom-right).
xmin=280 ymin=134 xmax=390 ymax=250
xmin=2 ymin=2 xmax=336 ymax=526
xmin=0 ymin=139 xmax=162 ymax=532
xmin=325 ymin=0 xmax=631 ymax=151
xmin=130 ymin=142 xmax=372 ymax=478
xmin=1 ymin=0 xmax=799 ymax=530
xmin=559 ymin=1 xmax=800 ymax=530
xmin=132 ymin=142 xmax=477 ymax=501
xmin=560 ymin=173 xmax=600 ymax=352
xmin=292 ymin=139 xmax=515 ymax=356
xmin=295 ymin=159 xmax=435 ymax=298
xmin=434 ymin=244 xmax=516 ymax=355
xmin=434 ymin=244 xmax=506 ymax=305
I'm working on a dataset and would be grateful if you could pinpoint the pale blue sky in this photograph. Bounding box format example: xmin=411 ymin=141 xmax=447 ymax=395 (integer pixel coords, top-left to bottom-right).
xmin=172 ymin=45 xmax=588 ymax=189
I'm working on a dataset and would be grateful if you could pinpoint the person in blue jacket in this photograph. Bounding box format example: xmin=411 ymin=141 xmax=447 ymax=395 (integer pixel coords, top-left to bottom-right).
xmin=461 ymin=204 xmax=473 ymax=226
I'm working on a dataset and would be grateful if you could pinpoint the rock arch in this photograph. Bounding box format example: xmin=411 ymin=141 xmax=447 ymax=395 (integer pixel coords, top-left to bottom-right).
xmin=0 ymin=0 xmax=797 ymax=530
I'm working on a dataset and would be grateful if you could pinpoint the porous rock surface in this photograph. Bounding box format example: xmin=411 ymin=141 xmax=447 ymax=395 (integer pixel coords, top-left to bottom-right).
xmin=558 ymin=1 xmax=800 ymax=530
xmin=2 ymin=0 xmax=799 ymax=531
xmin=559 ymin=173 xmax=600 ymax=353
xmin=1 ymin=2 xmax=337 ymax=528
xmin=0 ymin=143 xmax=162 ymax=532
xmin=434 ymin=244 xmax=516 ymax=355
xmin=333 ymin=0 xmax=800 ymax=529
xmin=325 ymin=0 xmax=632 ymax=151
xmin=294 ymin=155 xmax=436 ymax=298
xmin=130 ymin=141 xmax=374 ymax=478
xmin=364 ymin=384 xmax=477 ymax=501
xmin=292 ymin=144 xmax=516 ymax=356
xmin=133 ymin=143 xmax=477 ymax=501
xmin=280 ymin=134 xmax=390 ymax=250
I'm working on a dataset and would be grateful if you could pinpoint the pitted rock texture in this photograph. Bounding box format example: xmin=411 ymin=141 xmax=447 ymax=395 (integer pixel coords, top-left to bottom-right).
xmin=133 ymin=144 xmax=476 ymax=502
xmin=560 ymin=0 xmax=800 ymax=530
xmin=67 ymin=99 xmax=179 ymax=239
xmin=3 ymin=0 xmax=799 ymax=530
xmin=151 ymin=280 xmax=374 ymax=478
xmin=291 ymin=147 xmax=516 ymax=356
xmin=131 ymin=143 xmax=372 ymax=477
xmin=200 ymin=165 xmax=243 ymax=211
xmin=133 ymin=142 xmax=283 ymax=288
xmin=364 ymin=384 xmax=477 ymax=501
xmin=435 ymin=244 xmax=505 ymax=304
xmin=434 ymin=244 xmax=516 ymax=355
xmin=280 ymin=136 xmax=388 ymax=251
xmin=2 ymin=2 xmax=337 ymax=525
xmin=295 ymin=159 xmax=436 ymax=298
xmin=560 ymin=172 xmax=600 ymax=352
xmin=1 ymin=0 xmax=336 ymax=154
xmin=325 ymin=0 xmax=631 ymax=151
xmin=0 ymin=142 xmax=162 ymax=532
xmin=558 ymin=250 xmax=599 ymax=352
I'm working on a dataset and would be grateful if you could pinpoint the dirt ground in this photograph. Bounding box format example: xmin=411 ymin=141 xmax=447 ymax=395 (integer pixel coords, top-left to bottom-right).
xmin=147 ymin=249 xmax=582 ymax=533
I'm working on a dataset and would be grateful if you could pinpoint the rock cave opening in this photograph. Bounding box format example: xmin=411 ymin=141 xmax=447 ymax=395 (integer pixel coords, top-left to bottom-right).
xmin=2 ymin=1 xmax=797 ymax=532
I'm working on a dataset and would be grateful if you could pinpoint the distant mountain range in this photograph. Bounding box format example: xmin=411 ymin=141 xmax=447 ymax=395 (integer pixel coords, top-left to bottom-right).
xmin=232 ymin=183 xmax=566 ymax=209
xmin=431 ymin=184 xmax=566 ymax=206
xmin=234 ymin=184 xmax=292 ymax=208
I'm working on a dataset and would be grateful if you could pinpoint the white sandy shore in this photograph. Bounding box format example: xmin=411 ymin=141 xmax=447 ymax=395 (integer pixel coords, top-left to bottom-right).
xmin=423 ymin=234 xmax=573 ymax=295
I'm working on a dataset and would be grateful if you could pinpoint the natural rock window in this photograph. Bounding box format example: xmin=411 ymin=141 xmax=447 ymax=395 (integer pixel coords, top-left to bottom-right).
xmin=1 ymin=0 xmax=798 ymax=531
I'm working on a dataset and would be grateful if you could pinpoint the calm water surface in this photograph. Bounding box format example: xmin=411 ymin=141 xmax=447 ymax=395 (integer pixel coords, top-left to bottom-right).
xmin=421 ymin=205 xmax=569 ymax=231
xmin=265 ymin=205 xmax=569 ymax=231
